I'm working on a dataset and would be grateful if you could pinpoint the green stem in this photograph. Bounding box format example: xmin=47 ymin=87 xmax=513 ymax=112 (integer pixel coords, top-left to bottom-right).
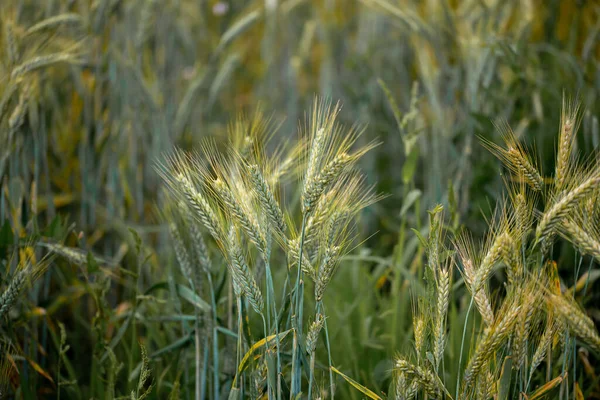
xmin=265 ymin=258 xmax=282 ymax=400
xmin=320 ymin=302 xmax=335 ymax=400
xmin=233 ymin=296 xmax=243 ymax=392
xmin=456 ymin=295 xmax=474 ymax=399
xmin=207 ymin=272 xmax=220 ymax=398
xmin=291 ymin=214 xmax=308 ymax=397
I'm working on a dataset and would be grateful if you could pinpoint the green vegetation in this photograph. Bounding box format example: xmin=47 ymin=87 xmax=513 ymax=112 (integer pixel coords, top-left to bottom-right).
xmin=1 ymin=0 xmax=599 ymax=399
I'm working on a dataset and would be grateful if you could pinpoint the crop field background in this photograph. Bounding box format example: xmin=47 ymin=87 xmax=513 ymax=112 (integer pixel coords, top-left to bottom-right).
xmin=1 ymin=0 xmax=600 ymax=399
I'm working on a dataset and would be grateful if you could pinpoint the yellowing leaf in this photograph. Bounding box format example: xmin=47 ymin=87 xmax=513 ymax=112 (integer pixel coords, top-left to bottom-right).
xmin=529 ymin=374 xmax=564 ymax=400
xmin=330 ymin=366 xmax=382 ymax=400
xmin=233 ymin=329 xmax=292 ymax=387
xmin=27 ymin=358 xmax=54 ymax=384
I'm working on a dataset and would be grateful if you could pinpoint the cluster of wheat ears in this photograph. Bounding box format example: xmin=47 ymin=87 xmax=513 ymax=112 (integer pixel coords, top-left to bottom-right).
xmin=144 ymin=96 xmax=600 ymax=399
xmin=2 ymin=97 xmax=598 ymax=398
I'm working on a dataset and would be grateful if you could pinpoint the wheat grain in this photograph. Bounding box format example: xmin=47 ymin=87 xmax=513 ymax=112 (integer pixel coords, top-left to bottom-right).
xmin=555 ymin=98 xmax=581 ymax=191
xmin=549 ymin=294 xmax=600 ymax=353
xmin=395 ymin=358 xmax=450 ymax=399
xmin=306 ymin=314 xmax=325 ymax=354
xmin=434 ymin=265 xmax=450 ymax=370
xmin=227 ymin=228 xmax=264 ymax=314
xmin=536 ymin=174 xmax=600 ymax=248
xmin=169 ymin=223 xmax=194 ymax=287
xmin=303 ymin=153 xmax=352 ymax=214
xmin=0 ymin=269 xmax=27 ymax=320
xmin=176 ymin=174 xmax=222 ymax=241
xmin=248 ymin=164 xmax=286 ymax=235
xmin=315 ymin=246 xmax=341 ymax=301
xmin=561 ymin=218 xmax=600 ymax=262
xmin=462 ymin=304 xmax=521 ymax=392
xmin=215 ymin=178 xmax=268 ymax=257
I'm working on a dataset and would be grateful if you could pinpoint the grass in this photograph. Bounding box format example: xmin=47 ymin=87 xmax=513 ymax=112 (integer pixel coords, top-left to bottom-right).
xmin=1 ymin=0 xmax=600 ymax=399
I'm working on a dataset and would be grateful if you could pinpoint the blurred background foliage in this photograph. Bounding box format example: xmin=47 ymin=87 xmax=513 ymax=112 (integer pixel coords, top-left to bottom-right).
xmin=1 ymin=0 xmax=600 ymax=398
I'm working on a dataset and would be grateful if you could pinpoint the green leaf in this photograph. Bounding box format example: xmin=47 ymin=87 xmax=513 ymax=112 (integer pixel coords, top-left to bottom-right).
xmin=177 ymin=284 xmax=211 ymax=312
xmin=237 ymin=330 xmax=292 ymax=377
xmin=144 ymin=282 xmax=210 ymax=312
xmin=402 ymin=146 xmax=419 ymax=184
xmin=498 ymin=356 xmax=512 ymax=400
xmin=228 ymin=387 xmax=240 ymax=400
xmin=411 ymin=228 xmax=428 ymax=248
xmin=528 ymin=374 xmax=564 ymax=400
xmin=129 ymin=228 xmax=142 ymax=255
xmin=378 ymin=78 xmax=403 ymax=134
xmin=150 ymin=333 xmax=193 ymax=359
xmin=0 ymin=219 xmax=14 ymax=259
xmin=400 ymin=189 xmax=422 ymax=217
xmin=87 ymin=251 xmax=99 ymax=274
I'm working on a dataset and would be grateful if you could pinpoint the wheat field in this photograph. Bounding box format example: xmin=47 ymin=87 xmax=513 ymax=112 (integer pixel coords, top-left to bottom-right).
xmin=1 ymin=0 xmax=600 ymax=399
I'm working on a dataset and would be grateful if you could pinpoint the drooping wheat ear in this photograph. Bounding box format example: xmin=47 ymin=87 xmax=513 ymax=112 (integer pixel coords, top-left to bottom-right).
xmin=555 ymin=98 xmax=581 ymax=191
xmin=512 ymin=287 xmax=539 ymax=370
xmin=176 ymin=174 xmax=222 ymax=241
xmin=395 ymin=359 xmax=451 ymax=399
xmin=4 ymin=20 xmax=19 ymax=66
xmin=513 ymin=192 xmax=531 ymax=233
xmin=476 ymin=370 xmax=495 ymax=400
xmin=326 ymin=210 xmax=348 ymax=247
xmin=315 ymin=246 xmax=341 ymax=301
xmin=248 ymin=163 xmax=286 ymax=235
xmin=287 ymin=237 xmax=315 ymax=281
xmin=535 ymin=174 xmax=600 ymax=248
xmin=395 ymin=373 xmax=407 ymax=400
xmin=433 ymin=264 xmax=450 ymax=370
xmin=561 ymin=218 xmax=600 ymax=262
xmin=462 ymin=304 xmax=521 ymax=392
xmin=11 ymin=53 xmax=84 ymax=80
xmin=169 ymin=223 xmax=194 ymax=287
xmin=303 ymin=153 xmax=352 ymax=214
xmin=181 ymin=205 xmax=211 ymax=273
xmin=215 ymin=178 xmax=268 ymax=257
xmin=529 ymin=319 xmax=557 ymax=379
xmin=9 ymin=88 xmax=29 ymax=134
xmin=507 ymin=148 xmax=544 ymax=191
xmin=481 ymin=122 xmax=543 ymax=191
xmin=0 ymin=269 xmax=28 ymax=320
xmin=395 ymin=373 xmax=418 ymax=400
xmin=306 ymin=314 xmax=325 ymax=354
xmin=474 ymin=230 xmax=509 ymax=292
xmin=413 ymin=315 xmax=426 ymax=355
xmin=24 ymin=13 xmax=82 ymax=36
xmin=227 ymin=228 xmax=264 ymax=314
xmin=497 ymin=232 xmax=519 ymax=285
xmin=549 ymin=293 xmax=600 ymax=353
xmin=305 ymin=190 xmax=335 ymax=246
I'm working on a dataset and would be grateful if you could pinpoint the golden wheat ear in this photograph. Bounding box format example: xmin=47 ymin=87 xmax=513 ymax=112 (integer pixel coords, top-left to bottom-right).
xmin=481 ymin=121 xmax=543 ymax=191
xmin=535 ymin=161 xmax=600 ymax=251
xmin=554 ymin=95 xmax=582 ymax=192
